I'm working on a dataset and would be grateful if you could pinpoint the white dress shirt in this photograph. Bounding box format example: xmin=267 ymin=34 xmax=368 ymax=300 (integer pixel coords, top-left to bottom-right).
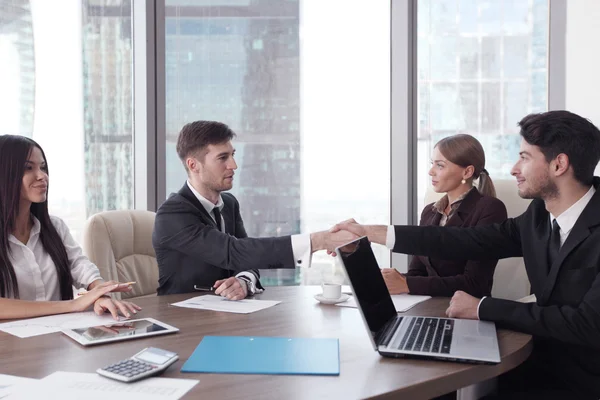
xmin=7 ymin=215 xmax=102 ymax=301
xmin=476 ymin=185 xmax=596 ymax=318
xmin=186 ymin=182 xmax=311 ymax=290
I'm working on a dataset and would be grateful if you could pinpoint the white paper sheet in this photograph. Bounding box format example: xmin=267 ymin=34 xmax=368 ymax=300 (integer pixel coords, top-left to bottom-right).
xmin=5 ymin=372 xmax=198 ymax=400
xmin=0 ymin=374 xmax=38 ymax=399
xmin=171 ymin=295 xmax=280 ymax=314
xmin=335 ymin=294 xmax=431 ymax=312
xmin=0 ymin=311 xmax=129 ymax=338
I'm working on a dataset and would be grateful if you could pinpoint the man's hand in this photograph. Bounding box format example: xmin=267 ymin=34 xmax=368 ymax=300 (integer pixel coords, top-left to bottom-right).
xmin=330 ymin=219 xmax=364 ymax=237
xmin=382 ymin=268 xmax=409 ymax=294
xmin=310 ymin=229 xmax=358 ymax=254
xmin=445 ymin=291 xmax=480 ymax=320
xmin=213 ymin=277 xmax=248 ymax=301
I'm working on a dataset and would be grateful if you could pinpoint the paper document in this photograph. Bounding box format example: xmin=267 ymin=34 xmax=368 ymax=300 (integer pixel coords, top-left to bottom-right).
xmin=0 ymin=374 xmax=38 ymax=399
xmin=0 ymin=311 xmax=129 ymax=338
xmin=336 ymin=294 xmax=431 ymax=312
xmin=171 ymin=295 xmax=280 ymax=314
xmin=5 ymin=372 xmax=198 ymax=400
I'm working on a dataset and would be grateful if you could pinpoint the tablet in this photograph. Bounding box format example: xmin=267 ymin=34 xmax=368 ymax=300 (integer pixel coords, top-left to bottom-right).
xmin=62 ymin=318 xmax=179 ymax=346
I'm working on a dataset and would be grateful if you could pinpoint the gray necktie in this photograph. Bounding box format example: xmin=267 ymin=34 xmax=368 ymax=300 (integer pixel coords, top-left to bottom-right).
xmin=212 ymin=207 xmax=223 ymax=232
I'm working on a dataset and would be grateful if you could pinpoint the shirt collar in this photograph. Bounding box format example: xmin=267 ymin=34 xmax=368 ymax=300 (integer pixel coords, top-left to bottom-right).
xmin=433 ymin=187 xmax=474 ymax=215
xmin=8 ymin=215 xmax=41 ymax=246
xmin=186 ymin=180 xmax=224 ymax=215
xmin=550 ymin=185 xmax=596 ymax=234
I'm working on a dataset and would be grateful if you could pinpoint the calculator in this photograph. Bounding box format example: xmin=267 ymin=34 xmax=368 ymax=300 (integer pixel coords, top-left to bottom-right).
xmin=96 ymin=347 xmax=179 ymax=383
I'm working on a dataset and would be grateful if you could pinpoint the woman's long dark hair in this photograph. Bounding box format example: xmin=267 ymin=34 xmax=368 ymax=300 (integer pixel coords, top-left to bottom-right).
xmin=0 ymin=135 xmax=73 ymax=300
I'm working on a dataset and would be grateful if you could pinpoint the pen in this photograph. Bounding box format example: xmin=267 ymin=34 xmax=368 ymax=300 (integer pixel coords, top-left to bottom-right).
xmin=193 ymin=285 xmax=215 ymax=292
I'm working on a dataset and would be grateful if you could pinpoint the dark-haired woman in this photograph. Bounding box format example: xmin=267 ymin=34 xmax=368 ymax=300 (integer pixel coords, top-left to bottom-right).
xmin=383 ymin=134 xmax=508 ymax=298
xmin=0 ymin=135 xmax=141 ymax=320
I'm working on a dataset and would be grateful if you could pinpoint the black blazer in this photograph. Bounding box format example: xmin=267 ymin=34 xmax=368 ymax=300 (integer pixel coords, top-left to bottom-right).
xmin=153 ymin=184 xmax=295 ymax=295
xmin=393 ymin=177 xmax=600 ymax=397
xmin=406 ymin=189 xmax=507 ymax=297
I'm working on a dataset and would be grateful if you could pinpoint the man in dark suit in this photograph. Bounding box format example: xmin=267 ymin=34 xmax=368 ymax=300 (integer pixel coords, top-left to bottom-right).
xmin=332 ymin=111 xmax=600 ymax=399
xmin=153 ymin=120 xmax=354 ymax=300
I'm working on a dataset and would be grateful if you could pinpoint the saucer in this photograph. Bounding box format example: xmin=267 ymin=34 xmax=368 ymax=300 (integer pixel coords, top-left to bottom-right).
xmin=314 ymin=293 xmax=350 ymax=305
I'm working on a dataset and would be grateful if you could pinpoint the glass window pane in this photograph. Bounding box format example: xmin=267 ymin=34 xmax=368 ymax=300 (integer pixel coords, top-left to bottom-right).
xmin=459 ymin=37 xmax=479 ymax=79
xmin=417 ymin=0 xmax=549 ymax=211
xmin=164 ymin=1 xmax=391 ymax=285
xmin=0 ymin=0 xmax=133 ymax=242
xmin=481 ymin=82 xmax=501 ymax=132
xmin=430 ymin=36 xmax=457 ymax=80
xmin=481 ymin=36 xmax=501 ymax=79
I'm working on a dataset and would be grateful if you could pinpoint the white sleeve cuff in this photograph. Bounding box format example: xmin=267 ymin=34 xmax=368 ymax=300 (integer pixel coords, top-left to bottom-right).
xmin=385 ymin=225 xmax=396 ymax=249
xmin=235 ymin=271 xmax=257 ymax=286
xmin=477 ymin=296 xmax=486 ymax=320
xmin=291 ymin=233 xmax=312 ymax=268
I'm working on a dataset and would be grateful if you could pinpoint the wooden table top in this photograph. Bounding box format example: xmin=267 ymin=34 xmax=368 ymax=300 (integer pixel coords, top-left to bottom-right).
xmin=0 ymin=286 xmax=532 ymax=399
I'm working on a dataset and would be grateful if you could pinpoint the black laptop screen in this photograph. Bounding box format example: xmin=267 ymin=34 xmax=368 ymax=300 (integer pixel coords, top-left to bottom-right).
xmin=338 ymin=236 xmax=397 ymax=338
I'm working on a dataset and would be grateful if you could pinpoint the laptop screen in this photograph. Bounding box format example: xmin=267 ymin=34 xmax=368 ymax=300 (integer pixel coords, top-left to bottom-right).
xmin=338 ymin=236 xmax=397 ymax=342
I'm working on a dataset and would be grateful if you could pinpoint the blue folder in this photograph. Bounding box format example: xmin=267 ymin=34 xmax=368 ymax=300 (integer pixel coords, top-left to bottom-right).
xmin=181 ymin=336 xmax=340 ymax=376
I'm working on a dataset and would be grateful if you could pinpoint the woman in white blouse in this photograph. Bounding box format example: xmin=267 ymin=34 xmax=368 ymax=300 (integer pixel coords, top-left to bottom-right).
xmin=0 ymin=135 xmax=140 ymax=320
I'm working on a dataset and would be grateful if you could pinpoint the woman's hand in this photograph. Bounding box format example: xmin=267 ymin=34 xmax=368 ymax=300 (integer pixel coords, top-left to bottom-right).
xmin=382 ymin=268 xmax=410 ymax=294
xmin=69 ymin=282 xmax=121 ymax=313
xmin=93 ymin=297 xmax=142 ymax=320
xmin=88 ymin=279 xmax=134 ymax=293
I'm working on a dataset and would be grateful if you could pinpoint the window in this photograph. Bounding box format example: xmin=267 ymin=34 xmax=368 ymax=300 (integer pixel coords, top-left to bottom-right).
xmin=0 ymin=0 xmax=134 ymax=241
xmin=417 ymin=0 xmax=549 ymax=210
xmin=164 ymin=0 xmax=390 ymax=284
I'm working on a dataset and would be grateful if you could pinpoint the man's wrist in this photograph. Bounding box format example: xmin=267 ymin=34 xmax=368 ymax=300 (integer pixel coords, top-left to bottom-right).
xmin=366 ymin=225 xmax=388 ymax=245
xmin=237 ymin=276 xmax=253 ymax=296
xmin=476 ymin=296 xmax=487 ymax=320
xmin=309 ymin=231 xmax=325 ymax=252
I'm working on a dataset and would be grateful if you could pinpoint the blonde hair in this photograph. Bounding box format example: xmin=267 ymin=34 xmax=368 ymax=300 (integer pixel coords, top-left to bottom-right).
xmin=435 ymin=134 xmax=496 ymax=198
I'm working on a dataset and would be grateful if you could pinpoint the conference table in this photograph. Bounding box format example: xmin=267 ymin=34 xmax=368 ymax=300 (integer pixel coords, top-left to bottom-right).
xmin=0 ymin=287 xmax=532 ymax=399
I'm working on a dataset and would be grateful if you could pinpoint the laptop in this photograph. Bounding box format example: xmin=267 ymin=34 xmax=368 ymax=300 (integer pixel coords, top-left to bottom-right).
xmin=336 ymin=236 xmax=501 ymax=364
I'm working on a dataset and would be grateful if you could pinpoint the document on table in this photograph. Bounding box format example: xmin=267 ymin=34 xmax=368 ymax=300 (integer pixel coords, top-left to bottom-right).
xmin=0 ymin=311 xmax=129 ymax=338
xmin=5 ymin=372 xmax=198 ymax=400
xmin=0 ymin=374 xmax=38 ymax=399
xmin=171 ymin=295 xmax=281 ymax=314
xmin=336 ymin=294 xmax=431 ymax=312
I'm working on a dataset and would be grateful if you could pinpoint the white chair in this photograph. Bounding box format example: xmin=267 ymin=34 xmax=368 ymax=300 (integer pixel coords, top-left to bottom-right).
xmin=82 ymin=210 xmax=158 ymax=300
xmin=489 ymin=180 xmax=531 ymax=300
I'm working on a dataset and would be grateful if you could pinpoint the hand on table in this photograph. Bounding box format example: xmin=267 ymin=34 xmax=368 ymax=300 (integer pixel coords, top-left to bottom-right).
xmin=214 ymin=277 xmax=248 ymax=301
xmin=382 ymin=268 xmax=409 ymax=294
xmin=445 ymin=290 xmax=480 ymax=320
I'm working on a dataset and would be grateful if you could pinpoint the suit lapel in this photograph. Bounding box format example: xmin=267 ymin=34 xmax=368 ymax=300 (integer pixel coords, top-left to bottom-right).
xmin=177 ymin=183 xmax=220 ymax=229
xmin=221 ymin=197 xmax=234 ymax=234
xmin=539 ymin=183 xmax=600 ymax=304
xmin=444 ymin=188 xmax=481 ymax=228
xmin=528 ymin=214 xmax=552 ymax=298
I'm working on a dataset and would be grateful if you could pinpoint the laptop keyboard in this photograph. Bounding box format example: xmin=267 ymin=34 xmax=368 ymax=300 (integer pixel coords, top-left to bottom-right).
xmin=393 ymin=317 xmax=454 ymax=354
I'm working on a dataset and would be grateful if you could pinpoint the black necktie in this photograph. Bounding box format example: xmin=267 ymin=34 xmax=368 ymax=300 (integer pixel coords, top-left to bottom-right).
xmin=548 ymin=218 xmax=561 ymax=267
xmin=212 ymin=207 xmax=223 ymax=232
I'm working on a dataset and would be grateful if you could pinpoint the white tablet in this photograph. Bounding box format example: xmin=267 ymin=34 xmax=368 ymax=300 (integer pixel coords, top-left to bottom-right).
xmin=62 ymin=318 xmax=179 ymax=346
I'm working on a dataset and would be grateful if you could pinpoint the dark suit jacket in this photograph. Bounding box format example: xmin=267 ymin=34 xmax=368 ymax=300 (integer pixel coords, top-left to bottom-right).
xmin=406 ymin=189 xmax=507 ymax=297
xmin=153 ymin=184 xmax=296 ymax=295
xmin=393 ymin=177 xmax=600 ymax=397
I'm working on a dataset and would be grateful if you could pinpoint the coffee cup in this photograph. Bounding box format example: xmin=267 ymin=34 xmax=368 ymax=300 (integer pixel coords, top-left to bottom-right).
xmin=321 ymin=283 xmax=342 ymax=299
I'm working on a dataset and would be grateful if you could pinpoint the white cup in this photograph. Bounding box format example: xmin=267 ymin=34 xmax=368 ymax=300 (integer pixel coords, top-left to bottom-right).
xmin=321 ymin=283 xmax=342 ymax=299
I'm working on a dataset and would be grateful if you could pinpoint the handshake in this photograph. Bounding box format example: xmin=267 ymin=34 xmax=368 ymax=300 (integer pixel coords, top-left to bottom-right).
xmin=309 ymin=219 xmax=387 ymax=255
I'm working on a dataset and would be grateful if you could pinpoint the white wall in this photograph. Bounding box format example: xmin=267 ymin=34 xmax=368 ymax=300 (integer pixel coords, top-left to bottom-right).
xmin=565 ymin=0 xmax=600 ymax=175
